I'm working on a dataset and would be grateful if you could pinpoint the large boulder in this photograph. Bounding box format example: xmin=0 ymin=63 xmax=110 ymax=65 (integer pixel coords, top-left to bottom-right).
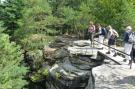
xmin=45 ymin=48 xmax=103 ymax=89
xmin=43 ymin=47 xmax=57 ymax=64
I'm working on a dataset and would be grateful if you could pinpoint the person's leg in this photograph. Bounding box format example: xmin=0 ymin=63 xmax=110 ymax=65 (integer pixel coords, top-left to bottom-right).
xmin=99 ymin=36 xmax=104 ymax=48
xmin=98 ymin=35 xmax=102 ymax=48
xmin=100 ymin=36 xmax=104 ymax=48
xmin=107 ymin=46 xmax=111 ymax=54
xmin=124 ymin=43 xmax=126 ymax=53
xmin=106 ymin=39 xmax=111 ymax=54
xmin=91 ymin=33 xmax=94 ymax=47
xmin=123 ymin=43 xmax=127 ymax=61
xmin=89 ymin=33 xmax=92 ymax=47
xmin=109 ymin=39 xmax=117 ymax=57
xmin=124 ymin=43 xmax=128 ymax=59
xmin=112 ymin=44 xmax=117 ymax=57
xmin=104 ymin=39 xmax=108 ymax=49
xmin=125 ymin=43 xmax=132 ymax=61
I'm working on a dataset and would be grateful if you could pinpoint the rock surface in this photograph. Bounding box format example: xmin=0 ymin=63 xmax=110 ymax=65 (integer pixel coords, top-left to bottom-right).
xmin=28 ymin=37 xmax=135 ymax=89
xmin=45 ymin=48 xmax=103 ymax=89
xmin=93 ymin=63 xmax=135 ymax=89
xmin=68 ymin=39 xmax=135 ymax=89
xmin=28 ymin=37 xmax=104 ymax=89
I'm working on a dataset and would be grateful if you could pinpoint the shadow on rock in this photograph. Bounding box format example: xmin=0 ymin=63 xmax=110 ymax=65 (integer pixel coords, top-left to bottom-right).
xmin=116 ymin=76 xmax=135 ymax=86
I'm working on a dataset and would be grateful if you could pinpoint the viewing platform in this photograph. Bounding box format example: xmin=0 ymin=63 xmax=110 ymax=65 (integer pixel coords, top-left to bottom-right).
xmin=68 ymin=40 xmax=135 ymax=69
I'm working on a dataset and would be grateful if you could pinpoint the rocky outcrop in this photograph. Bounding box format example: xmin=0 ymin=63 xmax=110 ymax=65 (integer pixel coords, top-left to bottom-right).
xmin=26 ymin=36 xmax=104 ymax=89
xmin=45 ymin=48 xmax=103 ymax=89
xmin=44 ymin=37 xmax=104 ymax=89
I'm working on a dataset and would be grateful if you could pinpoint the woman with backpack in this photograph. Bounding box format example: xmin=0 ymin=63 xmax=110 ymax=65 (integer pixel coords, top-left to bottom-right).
xmin=106 ymin=25 xmax=119 ymax=57
xmin=88 ymin=21 xmax=95 ymax=47
xmin=123 ymin=26 xmax=133 ymax=63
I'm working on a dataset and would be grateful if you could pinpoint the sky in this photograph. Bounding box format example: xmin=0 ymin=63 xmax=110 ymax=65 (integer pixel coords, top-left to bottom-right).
xmin=1 ymin=0 xmax=5 ymax=3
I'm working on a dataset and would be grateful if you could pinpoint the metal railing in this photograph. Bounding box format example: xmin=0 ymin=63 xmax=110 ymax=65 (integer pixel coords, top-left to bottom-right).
xmin=93 ymin=39 xmax=134 ymax=69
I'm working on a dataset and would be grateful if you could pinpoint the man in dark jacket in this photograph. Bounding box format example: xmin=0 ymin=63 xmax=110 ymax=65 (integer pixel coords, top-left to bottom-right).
xmin=97 ymin=24 xmax=107 ymax=49
xmin=124 ymin=26 xmax=133 ymax=63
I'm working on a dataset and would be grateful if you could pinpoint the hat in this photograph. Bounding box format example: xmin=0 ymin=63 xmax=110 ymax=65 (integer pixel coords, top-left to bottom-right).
xmin=126 ymin=26 xmax=132 ymax=30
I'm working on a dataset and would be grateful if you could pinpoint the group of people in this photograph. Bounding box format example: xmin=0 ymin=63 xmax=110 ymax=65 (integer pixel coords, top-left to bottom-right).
xmin=87 ymin=21 xmax=133 ymax=64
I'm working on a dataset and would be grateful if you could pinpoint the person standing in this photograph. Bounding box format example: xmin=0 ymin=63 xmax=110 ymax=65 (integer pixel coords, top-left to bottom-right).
xmin=97 ymin=24 xmax=107 ymax=49
xmin=123 ymin=26 xmax=133 ymax=63
xmin=106 ymin=25 xmax=119 ymax=57
xmin=88 ymin=21 xmax=95 ymax=47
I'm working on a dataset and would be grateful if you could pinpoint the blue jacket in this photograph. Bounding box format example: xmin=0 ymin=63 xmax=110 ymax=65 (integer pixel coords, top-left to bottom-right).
xmin=124 ymin=31 xmax=131 ymax=43
xmin=99 ymin=28 xmax=107 ymax=36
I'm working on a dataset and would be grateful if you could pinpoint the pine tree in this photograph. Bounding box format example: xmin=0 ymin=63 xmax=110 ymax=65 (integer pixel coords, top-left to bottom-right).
xmin=0 ymin=30 xmax=27 ymax=89
xmin=90 ymin=0 xmax=135 ymax=32
xmin=13 ymin=0 xmax=59 ymax=50
xmin=0 ymin=0 xmax=24 ymax=35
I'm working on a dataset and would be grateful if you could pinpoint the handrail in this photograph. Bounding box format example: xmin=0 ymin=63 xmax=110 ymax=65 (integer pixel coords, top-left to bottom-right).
xmin=94 ymin=39 xmax=134 ymax=69
xmin=94 ymin=39 xmax=130 ymax=56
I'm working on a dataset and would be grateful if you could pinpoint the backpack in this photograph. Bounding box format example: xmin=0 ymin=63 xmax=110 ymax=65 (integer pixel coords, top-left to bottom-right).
xmin=101 ymin=28 xmax=108 ymax=38
xmin=128 ymin=32 xmax=135 ymax=43
xmin=112 ymin=29 xmax=119 ymax=38
xmin=109 ymin=29 xmax=119 ymax=40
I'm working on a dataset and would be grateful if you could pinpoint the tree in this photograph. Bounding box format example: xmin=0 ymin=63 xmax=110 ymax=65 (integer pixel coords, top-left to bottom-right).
xmin=0 ymin=30 xmax=28 ymax=89
xmin=49 ymin=0 xmax=94 ymax=35
xmin=0 ymin=0 xmax=24 ymax=35
xmin=13 ymin=0 xmax=58 ymax=50
xmin=90 ymin=0 xmax=135 ymax=33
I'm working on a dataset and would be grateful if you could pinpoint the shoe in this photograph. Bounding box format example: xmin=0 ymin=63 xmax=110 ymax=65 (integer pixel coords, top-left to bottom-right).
xmin=106 ymin=51 xmax=110 ymax=54
xmin=113 ymin=53 xmax=117 ymax=57
xmin=128 ymin=60 xmax=132 ymax=65
xmin=101 ymin=47 xmax=103 ymax=50
xmin=123 ymin=59 xmax=127 ymax=62
xmin=98 ymin=47 xmax=103 ymax=50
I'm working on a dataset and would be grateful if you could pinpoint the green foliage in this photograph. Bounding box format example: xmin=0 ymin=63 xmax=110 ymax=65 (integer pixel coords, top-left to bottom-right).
xmin=16 ymin=0 xmax=60 ymax=37
xmin=42 ymin=69 xmax=49 ymax=77
xmin=0 ymin=33 xmax=27 ymax=89
xmin=49 ymin=1 xmax=91 ymax=34
xmin=13 ymin=0 xmax=58 ymax=50
xmin=27 ymin=50 xmax=43 ymax=69
xmin=1 ymin=0 xmax=135 ymax=36
xmin=1 ymin=0 xmax=135 ymax=88
xmin=0 ymin=0 xmax=24 ymax=34
xmin=1 ymin=0 xmax=135 ymax=85
xmin=30 ymin=68 xmax=49 ymax=82
xmin=56 ymin=72 xmax=61 ymax=80
xmin=19 ymin=34 xmax=54 ymax=51
xmin=90 ymin=0 xmax=135 ymax=34
xmin=30 ymin=73 xmax=42 ymax=82
xmin=0 ymin=22 xmax=5 ymax=33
